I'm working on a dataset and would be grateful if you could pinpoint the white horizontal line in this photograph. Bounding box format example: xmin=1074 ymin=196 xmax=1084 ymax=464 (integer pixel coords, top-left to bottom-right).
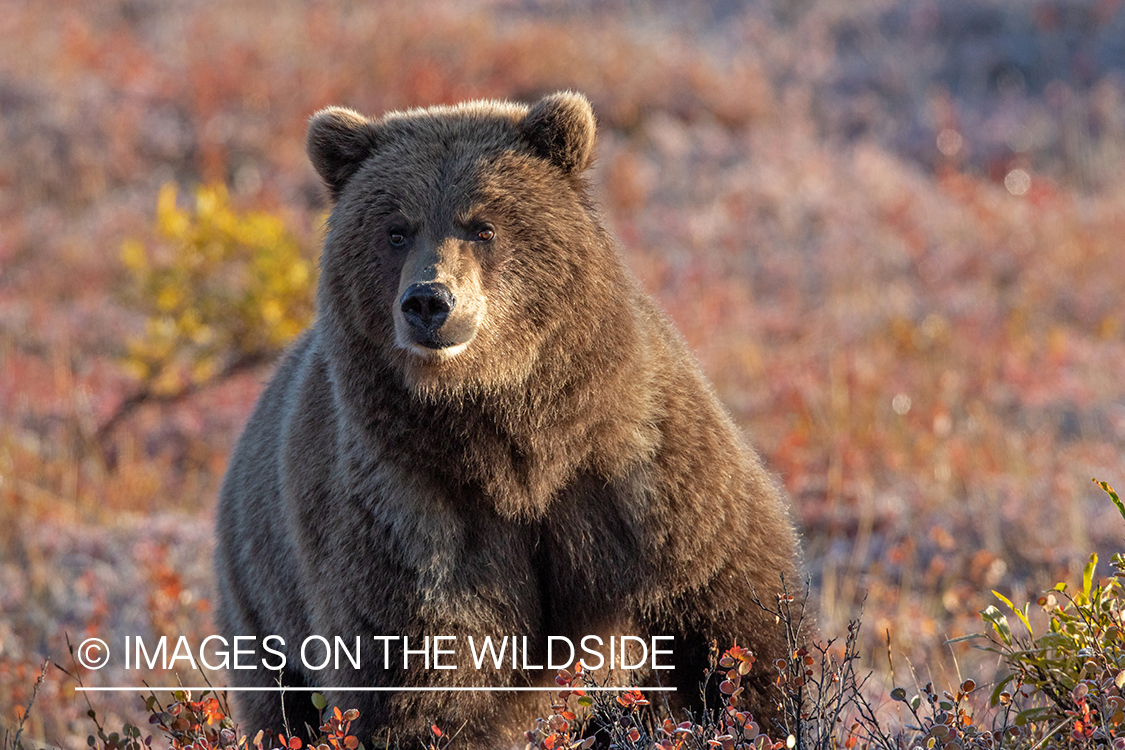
xmin=76 ymin=686 xmax=675 ymax=693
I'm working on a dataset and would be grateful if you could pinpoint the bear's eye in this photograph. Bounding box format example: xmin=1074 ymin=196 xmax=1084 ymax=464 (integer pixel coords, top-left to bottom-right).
xmin=388 ymin=231 xmax=407 ymax=247
xmin=475 ymin=227 xmax=495 ymax=242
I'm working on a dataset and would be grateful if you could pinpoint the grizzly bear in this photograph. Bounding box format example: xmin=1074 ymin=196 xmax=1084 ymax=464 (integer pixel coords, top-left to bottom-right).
xmin=214 ymin=91 xmax=803 ymax=747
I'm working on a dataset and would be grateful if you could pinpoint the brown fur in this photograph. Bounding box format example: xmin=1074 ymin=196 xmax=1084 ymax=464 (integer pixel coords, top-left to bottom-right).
xmin=214 ymin=92 xmax=804 ymax=748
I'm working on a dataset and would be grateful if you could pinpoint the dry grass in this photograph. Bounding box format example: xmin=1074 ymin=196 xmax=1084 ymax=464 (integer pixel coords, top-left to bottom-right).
xmin=3 ymin=0 xmax=1125 ymax=746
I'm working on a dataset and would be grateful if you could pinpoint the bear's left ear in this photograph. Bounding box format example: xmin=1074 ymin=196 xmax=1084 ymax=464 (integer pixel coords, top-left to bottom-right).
xmin=307 ymin=106 xmax=382 ymax=200
xmin=520 ymin=91 xmax=597 ymax=175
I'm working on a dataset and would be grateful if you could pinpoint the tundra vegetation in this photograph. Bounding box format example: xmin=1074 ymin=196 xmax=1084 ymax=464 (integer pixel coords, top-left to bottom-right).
xmin=2 ymin=1 xmax=1125 ymax=749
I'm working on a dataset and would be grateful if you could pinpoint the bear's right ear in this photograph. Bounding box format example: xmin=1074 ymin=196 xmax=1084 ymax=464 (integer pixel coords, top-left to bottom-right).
xmin=306 ymin=106 xmax=381 ymax=200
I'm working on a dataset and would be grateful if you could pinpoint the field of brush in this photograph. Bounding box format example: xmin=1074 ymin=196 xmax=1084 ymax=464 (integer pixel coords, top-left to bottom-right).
xmin=3 ymin=1 xmax=1125 ymax=746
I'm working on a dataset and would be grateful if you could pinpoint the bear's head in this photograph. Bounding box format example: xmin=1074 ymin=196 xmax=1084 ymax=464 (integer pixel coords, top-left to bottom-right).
xmin=308 ymin=92 xmax=630 ymax=398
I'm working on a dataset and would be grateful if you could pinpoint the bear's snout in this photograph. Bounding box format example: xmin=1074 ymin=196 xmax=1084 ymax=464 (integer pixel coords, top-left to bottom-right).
xmin=400 ymin=282 xmax=455 ymax=338
xmin=392 ymin=244 xmax=486 ymax=362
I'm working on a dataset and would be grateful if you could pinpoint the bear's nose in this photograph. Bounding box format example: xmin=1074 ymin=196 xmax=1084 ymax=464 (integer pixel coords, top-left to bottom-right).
xmin=400 ymin=282 xmax=455 ymax=332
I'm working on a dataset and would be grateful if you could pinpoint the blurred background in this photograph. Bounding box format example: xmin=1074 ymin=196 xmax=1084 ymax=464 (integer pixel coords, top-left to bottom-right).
xmin=2 ymin=0 xmax=1125 ymax=744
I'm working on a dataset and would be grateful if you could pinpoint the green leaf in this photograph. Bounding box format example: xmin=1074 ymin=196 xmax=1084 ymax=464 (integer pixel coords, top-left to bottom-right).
xmin=980 ymin=605 xmax=1013 ymax=645
xmin=989 ymin=674 xmax=1016 ymax=707
xmin=1083 ymin=554 xmax=1098 ymax=600
xmin=993 ymin=590 xmax=1034 ymax=636
xmin=1015 ymin=707 xmax=1054 ymax=725
xmin=944 ymin=634 xmax=984 ymax=645
xmin=311 ymin=693 xmax=327 ymax=711
xmin=1095 ymin=479 xmax=1125 ymax=524
xmin=1019 ymin=603 xmax=1033 ymax=636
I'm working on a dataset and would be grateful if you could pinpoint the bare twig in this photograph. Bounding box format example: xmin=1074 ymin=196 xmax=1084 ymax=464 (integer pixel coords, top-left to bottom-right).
xmin=93 ymin=352 xmax=271 ymax=462
xmin=8 ymin=660 xmax=49 ymax=750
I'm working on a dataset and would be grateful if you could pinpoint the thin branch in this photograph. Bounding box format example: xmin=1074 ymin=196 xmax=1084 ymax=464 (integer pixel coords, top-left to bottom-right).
xmin=93 ymin=351 xmax=272 ymax=460
xmin=10 ymin=660 xmax=49 ymax=750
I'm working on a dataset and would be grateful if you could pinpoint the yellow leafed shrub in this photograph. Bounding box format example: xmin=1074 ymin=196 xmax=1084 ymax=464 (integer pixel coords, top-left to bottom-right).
xmin=120 ymin=183 xmax=315 ymax=398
